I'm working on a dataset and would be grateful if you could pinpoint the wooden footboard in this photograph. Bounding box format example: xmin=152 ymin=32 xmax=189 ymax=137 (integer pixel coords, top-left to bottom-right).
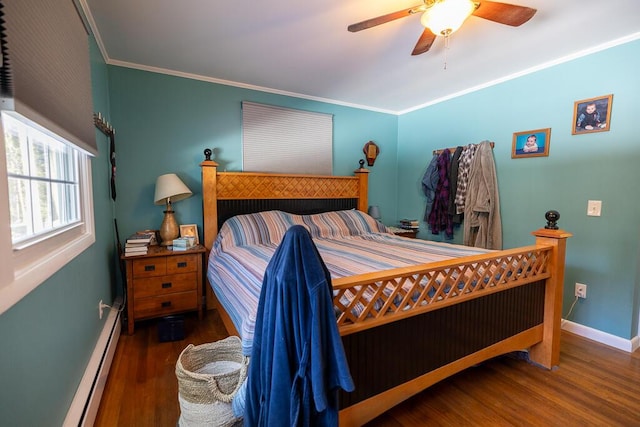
xmin=335 ymin=228 xmax=570 ymax=426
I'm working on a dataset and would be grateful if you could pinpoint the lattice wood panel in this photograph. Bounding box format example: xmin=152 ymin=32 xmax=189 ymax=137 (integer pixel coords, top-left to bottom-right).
xmin=334 ymin=246 xmax=552 ymax=335
xmin=216 ymin=173 xmax=360 ymax=199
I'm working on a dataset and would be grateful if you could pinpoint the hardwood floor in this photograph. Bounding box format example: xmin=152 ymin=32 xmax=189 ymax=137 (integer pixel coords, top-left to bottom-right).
xmin=95 ymin=311 xmax=640 ymax=426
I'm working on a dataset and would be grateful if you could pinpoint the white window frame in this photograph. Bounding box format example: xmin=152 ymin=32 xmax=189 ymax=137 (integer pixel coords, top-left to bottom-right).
xmin=0 ymin=115 xmax=95 ymax=315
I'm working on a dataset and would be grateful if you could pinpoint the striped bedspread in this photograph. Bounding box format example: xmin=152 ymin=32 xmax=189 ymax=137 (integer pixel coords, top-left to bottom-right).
xmin=207 ymin=210 xmax=490 ymax=355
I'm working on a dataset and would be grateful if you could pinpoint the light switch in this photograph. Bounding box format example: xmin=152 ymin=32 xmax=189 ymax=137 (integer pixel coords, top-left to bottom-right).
xmin=587 ymin=200 xmax=602 ymax=217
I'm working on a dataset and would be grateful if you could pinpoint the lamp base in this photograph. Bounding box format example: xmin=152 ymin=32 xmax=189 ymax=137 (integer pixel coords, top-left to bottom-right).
xmin=159 ymin=210 xmax=179 ymax=245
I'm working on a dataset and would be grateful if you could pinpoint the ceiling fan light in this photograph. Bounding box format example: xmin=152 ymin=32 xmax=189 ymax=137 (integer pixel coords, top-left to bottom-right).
xmin=420 ymin=0 xmax=475 ymax=36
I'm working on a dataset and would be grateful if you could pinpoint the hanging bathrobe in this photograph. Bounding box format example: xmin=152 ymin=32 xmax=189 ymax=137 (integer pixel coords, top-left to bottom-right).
xmin=244 ymin=225 xmax=355 ymax=427
xmin=463 ymin=141 xmax=502 ymax=249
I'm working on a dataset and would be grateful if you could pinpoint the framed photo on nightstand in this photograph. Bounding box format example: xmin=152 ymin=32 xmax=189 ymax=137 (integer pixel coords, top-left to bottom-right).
xmin=179 ymin=224 xmax=199 ymax=244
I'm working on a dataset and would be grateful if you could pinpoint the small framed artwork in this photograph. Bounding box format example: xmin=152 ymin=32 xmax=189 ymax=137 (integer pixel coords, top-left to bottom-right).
xmin=511 ymin=128 xmax=551 ymax=159
xmin=179 ymin=224 xmax=199 ymax=245
xmin=572 ymin=94 xmax=613 ymax=135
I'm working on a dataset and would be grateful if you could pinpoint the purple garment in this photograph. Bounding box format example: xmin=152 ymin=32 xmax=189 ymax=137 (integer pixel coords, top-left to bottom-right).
xmin=428 ymin=149 xmax=453 ymax=239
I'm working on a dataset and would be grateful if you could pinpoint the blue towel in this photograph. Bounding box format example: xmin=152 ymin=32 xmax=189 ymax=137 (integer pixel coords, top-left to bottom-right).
xmin=244 ymin=225 xmax=354 ymax=426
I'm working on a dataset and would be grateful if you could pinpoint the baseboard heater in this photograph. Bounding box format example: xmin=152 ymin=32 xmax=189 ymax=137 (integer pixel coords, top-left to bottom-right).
xmin=63 ymin=300 xmax=122 ymax=426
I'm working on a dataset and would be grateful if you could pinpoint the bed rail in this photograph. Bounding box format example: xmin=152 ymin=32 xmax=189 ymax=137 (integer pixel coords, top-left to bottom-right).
xmin=333 ymin=244 xmax=551 ymax=335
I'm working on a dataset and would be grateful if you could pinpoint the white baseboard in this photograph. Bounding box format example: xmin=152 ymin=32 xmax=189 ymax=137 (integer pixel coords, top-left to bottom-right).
xmin=63 ymin=305 xmax=121 ymax=427
xmin=562 ymin=319 xmax=639 ymax=353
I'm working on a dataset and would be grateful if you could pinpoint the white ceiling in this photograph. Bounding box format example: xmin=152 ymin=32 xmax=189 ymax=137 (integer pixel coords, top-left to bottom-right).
xmin=82 ymin=0 xmax=640 ymax=114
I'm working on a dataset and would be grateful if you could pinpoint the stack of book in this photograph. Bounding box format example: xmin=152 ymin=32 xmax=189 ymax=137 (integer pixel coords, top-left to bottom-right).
xmin=172 ymin=237 xmax=195 ymax=251
xmin=399 ymin=219 xmax=419 ymax=230
xmin=124 ymin=231 xmax=156 ymax=256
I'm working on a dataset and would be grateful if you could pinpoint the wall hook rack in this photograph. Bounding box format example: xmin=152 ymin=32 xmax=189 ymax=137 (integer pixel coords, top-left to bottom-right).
xmin=93 ymin=112 xmax=117 ymax=201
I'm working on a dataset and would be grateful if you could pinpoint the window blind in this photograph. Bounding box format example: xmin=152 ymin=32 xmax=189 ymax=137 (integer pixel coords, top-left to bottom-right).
xmin=242 ymin=101 xmax=333 ymax=175
xmin=0 ymin=0 xmax=96 ymax=156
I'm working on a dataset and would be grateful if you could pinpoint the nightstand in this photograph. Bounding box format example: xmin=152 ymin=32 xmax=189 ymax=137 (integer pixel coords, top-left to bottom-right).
xmin=387 ymin=226 xmax=419 ymax=239
xmin=122 ymin=245 xmax=206 ymax=334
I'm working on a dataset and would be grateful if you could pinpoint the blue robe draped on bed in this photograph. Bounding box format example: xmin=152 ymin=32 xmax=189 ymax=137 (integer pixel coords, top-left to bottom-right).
xmin=244 ymin=225 xmax=355 ymax=427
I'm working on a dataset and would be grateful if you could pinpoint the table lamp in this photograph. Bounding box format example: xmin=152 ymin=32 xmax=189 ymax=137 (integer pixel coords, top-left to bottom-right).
xmin=368 ymin=205 xmax=381 ymax=221
xmin=154 ymin=173 xmax=192 ymax=245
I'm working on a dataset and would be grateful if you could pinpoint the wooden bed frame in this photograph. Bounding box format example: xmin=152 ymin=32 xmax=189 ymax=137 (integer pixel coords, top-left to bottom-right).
xmin=200 ymin=154 xmax=571 ymax=426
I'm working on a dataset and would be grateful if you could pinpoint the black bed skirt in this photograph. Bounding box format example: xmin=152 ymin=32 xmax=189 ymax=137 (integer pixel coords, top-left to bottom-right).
xmin=339 ymin=280 xmax=545 ymax=408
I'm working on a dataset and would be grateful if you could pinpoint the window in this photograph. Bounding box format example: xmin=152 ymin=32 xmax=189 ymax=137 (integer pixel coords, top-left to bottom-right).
xmin=0 ymin=113 xmax=95 ymax=314
xmin=0 ymin=0 xmax=96 ymax=314
xmin=4 ymin=113 xmax=81 ymax=246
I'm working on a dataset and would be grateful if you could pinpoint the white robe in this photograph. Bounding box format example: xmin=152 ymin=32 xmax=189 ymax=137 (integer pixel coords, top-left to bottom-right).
xmin=463 ymin=141 xmax=502 ymax=250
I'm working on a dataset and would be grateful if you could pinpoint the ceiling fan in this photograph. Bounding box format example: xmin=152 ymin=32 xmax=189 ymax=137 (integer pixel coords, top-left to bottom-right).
xmin=347 ymin=0 xmax=537 ymax=56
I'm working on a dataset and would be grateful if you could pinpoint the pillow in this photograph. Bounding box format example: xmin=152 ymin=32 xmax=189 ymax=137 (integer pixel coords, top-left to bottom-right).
xmin=216 ymin=209 xmax=388 ymax=250
xmin=218 ymin=210 xmax=294 ymax=249
xmin=297 ymin=209 xmax=388 ymax=239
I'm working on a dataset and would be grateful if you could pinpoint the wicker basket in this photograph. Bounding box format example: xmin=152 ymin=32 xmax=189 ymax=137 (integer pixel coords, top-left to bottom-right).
xmin=176 ymin=336 xmax=248 ymax=426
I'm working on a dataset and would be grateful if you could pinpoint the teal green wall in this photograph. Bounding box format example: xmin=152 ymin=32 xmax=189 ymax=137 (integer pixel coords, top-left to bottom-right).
xmin=398 ymin=39 xmax=640 ymax=339
xmin=0 ymin=39 xmax=118 ymax=425
xmin=107 ymin=67 xmax=399 ymax=239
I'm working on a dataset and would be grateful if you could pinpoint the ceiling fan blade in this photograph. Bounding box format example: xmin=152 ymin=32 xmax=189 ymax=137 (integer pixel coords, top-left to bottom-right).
xmin=411 ymin=29 xmax=437 ymax=56
xmin=472 ymin=1 xmax=537 ymax=26
xmin=348 ymin=4 xmax=425 ymax=32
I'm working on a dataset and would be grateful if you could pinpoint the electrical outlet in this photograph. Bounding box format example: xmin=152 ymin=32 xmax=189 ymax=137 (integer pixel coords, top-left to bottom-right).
xmin=587 ymin=200 xmax=602 ymax=216
xmin=575 ymin=283 xmax=587 ymax=299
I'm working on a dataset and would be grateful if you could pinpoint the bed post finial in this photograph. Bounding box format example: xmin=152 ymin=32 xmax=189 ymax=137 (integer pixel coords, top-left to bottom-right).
xmin=544 ymin=210 xmax=560 ymax=230
xmin=358 ymin=159 xmax=365 ymax=169
xmin=204 ymin=148 xmax=212 ymax=161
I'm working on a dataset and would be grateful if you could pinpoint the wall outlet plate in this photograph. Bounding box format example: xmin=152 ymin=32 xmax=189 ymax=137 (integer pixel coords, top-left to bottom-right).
xmin=587 ymin=200 xmax=602 ymax=216
xmin=575 ymin=283 xmax=587 ymax=298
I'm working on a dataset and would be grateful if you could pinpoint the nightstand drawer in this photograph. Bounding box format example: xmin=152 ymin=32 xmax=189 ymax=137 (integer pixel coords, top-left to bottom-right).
xmin=166 ymin=254 xmax=199 ymax=275
xmin=132 ymin=257 xmax=167 ymax=278
xmin=134 ymin=290 xmax=198 ymax=319
xmin=133 ymin=272 xmax=197 ymax=299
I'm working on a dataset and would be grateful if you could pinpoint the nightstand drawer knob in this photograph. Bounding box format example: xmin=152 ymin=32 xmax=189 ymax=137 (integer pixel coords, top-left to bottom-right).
xmin=161 ymin=301 xmax=171 ymax=308
xmin=177 ymin=262 xmax=187 ymax=268
xmin=162 ymin=282 xmax=172 ymax=289
xmin=145 ymin=265 xmax=156 ymax=272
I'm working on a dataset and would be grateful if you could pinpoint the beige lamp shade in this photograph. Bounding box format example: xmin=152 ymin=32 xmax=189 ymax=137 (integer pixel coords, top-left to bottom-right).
xmin=154 ymin=174 xmax=192 ymax=245
xmin=154 ymin=173 xmax=192 ymax=206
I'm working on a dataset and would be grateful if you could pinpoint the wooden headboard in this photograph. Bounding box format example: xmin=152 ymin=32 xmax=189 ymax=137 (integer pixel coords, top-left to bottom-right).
xmin=200 ymin=153 xmax=370 ymax=250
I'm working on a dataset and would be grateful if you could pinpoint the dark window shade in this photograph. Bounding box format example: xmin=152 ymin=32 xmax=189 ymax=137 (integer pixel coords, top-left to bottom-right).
xmin=0 ymin=0 xmax=96 ymax=156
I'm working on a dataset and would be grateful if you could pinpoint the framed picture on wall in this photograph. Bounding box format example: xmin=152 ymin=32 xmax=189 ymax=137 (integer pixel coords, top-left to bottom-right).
xmin=179 ymin=224 xmax=199 ymax=244
xmin=511 ymin=128 xmax=551 ymax=159
xmin=572 ymin=94 xmax=613 ymax=135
